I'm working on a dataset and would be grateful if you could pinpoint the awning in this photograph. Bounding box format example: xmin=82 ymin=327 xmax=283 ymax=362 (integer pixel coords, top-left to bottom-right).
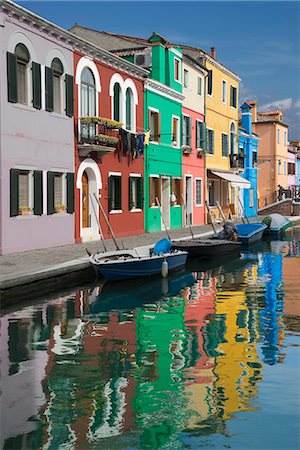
xmin=211 ymin=171 xmax=251 ymax=189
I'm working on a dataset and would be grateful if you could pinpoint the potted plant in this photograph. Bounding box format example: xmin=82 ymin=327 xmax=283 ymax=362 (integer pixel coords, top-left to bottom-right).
xmin=55 ymin=204 xmax=65 ymax=213
xmin=19 ymin=205 xmax=31 ymax=215
xmin=95 ymin=134 xmax=119 ymax=147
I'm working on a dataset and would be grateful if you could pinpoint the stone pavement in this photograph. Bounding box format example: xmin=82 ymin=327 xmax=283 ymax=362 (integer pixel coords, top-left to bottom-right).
xmin=0 ymin=223 xmax=219 ymax=297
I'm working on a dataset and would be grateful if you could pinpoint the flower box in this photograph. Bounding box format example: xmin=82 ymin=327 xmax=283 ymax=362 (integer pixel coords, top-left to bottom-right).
xmin=80 ymin=116 xmax=123 ymax=129
xmin=55 ymin=204 xmax=66 ymax=213
xmin=95 ymin=134 xmax=119 ymax=147
xmin=19 ymin=206 xmax=31 ymax=215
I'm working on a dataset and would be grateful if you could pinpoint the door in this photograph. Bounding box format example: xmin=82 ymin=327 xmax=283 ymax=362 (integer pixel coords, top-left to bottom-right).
xmin=82 ymin=171 xmax=89 ymax=228
xmin=185 ymin=176 xmax=193 ymax=226
xmin=161 ymin=177 xmax=170 ymax=229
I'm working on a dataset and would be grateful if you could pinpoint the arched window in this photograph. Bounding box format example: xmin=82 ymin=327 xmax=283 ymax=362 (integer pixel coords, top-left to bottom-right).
xmin=230 ymin=123 xmax=236 ymax=154
xmin=125 ymin=88 xmax=133 ymax=131
xmin=51 ymin=58 xmax=64 ymax=113
xmin=113 ymin=82 xmax=121 ymax=121
xmin=81 ymin=68 xmax=96 ymax=139
xmin=15 ymin=43 xmax=30 ymax=105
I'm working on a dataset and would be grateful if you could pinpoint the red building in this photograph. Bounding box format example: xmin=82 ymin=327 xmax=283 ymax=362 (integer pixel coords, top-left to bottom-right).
xmin=73 ymin=45 xmax=147 ymax=243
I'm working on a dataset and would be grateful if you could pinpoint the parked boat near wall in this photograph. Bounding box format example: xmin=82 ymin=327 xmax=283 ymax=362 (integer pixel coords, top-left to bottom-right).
xmin=235 ymin=222 xmax=268 ymax=245
xmin=262 ymin=213 xmax=291 ymax=235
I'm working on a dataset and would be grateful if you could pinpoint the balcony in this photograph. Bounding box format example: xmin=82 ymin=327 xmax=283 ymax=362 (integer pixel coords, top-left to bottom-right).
xmin=230 ymin=153 xmax=245 ymax=170
xmin=77 ymin=117 xmax=123 ymax=158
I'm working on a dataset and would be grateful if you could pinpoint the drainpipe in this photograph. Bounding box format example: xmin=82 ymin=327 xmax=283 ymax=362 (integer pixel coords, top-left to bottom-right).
xmin=203 ymin=71 xmax=208 ymax=224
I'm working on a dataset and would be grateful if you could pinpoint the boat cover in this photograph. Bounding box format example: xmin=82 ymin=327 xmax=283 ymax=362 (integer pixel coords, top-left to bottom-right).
xmin=153 ymin=238 xmax=173 ymax=255
xmin=262 ymin=213 xmax=290 ymax=230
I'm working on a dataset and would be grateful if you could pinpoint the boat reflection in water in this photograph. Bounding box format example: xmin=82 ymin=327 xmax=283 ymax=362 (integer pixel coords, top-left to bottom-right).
xmin=0 ymin=230 xmax=299 ymax=450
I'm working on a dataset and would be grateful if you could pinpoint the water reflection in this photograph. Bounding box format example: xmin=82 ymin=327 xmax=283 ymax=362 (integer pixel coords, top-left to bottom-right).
xmin=1 ymin=229 xmax=299 ymax=449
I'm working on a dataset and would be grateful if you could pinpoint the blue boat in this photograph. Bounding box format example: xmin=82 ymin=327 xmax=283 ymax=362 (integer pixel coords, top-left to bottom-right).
xmin=89 ymin=239 xmax=188 ymax=280
xmin=235 ymin=222 xmax=268 ymax=245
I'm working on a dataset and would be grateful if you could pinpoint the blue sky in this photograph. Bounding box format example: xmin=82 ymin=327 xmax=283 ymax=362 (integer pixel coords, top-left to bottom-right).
xmin=17 ymin=1 xmax=300 ymax=140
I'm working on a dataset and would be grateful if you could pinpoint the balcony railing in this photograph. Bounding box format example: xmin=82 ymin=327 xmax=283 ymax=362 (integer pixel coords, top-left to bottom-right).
xmin=230 ymin=154 xmax=245 ymax=170
xmin=78 ymin=117 xmax=122 ymax=157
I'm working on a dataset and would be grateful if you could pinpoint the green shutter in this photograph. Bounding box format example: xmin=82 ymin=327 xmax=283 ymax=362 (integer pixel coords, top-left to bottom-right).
xmin=65 ymin=74 xmax=74 ymax=117
xmin=187 ymin=117 xmax=191 ymax=146
xmin=34 ymin=170 xmax=43 ymax=215
xmin=212 ymin=130 xmax=215 ymax=154
xmin=113 ymin=83 xmax=120 ymax=121
xmin=126 ymin=89 xmax=131 ymax=130
xmin=200 ymin=122 xmax=207 ymax=150
xmin=108 ymin=176 xmax=113 ymax=211
xmin=230 ymin=86 xmax=233 ymax=107
xmin=116 ymin=177 xmax=122 ymax=210
xmin=129 ymin=177 xmax=133 ymax=210
xmin=7 ymin=52 xmax=18 ymax=103
xmin=66 ymin=172 xmax=75 ymax=213
xmin=10 ymin=169 xmax=19 ymax=216
xmin=137 ymin=177 xmax=143 ymax=209
xmin=47 ymin=171 xmax=55 ymax=214
xmin=32 ymin=62 xmax=41 ymax=109
xmin=45 ymin=67 xmax=53 ymax=112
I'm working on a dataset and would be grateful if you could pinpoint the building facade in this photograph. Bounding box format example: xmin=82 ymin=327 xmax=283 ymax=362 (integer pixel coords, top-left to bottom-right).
xmin=238 ymin=103 xmax=259 ymax=218
xmin=1 ymin=0 xmax=75 ymax=254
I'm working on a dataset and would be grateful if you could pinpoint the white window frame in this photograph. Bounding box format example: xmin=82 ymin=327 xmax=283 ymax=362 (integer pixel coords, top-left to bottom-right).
xmin=149 ymin=107 xmax=160 ymax=144
xmin=222 ymin=79 xmax=227 ymax=104
xmin=174 ymin=57 xmax=181 ymax=83
xmin=129 ymin=173 xmax=142 ymax=212
xmin=183 ymin=68 xmax=189 ymax=89
xmin=17 ymin=168 xmax=34 ymax=216
xmin=108 ymin=172 xmax=122 ymax=214
xmin=172 ymin=115 xmax=180 ymax=148
xmin=195 ymin=177 xmax=203 ymax=206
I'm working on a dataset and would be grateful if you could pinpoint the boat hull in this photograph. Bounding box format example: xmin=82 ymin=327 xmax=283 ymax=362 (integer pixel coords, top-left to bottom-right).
xmin=171 ymin=239 xmax=241 ymax=257
xmin=236 ymin=223 xmax=268 ymax=244
xmin=92 ymin=251 xmax=188 ymax=280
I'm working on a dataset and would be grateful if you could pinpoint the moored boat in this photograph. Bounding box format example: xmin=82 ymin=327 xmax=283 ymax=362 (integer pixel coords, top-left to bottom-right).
xmin=262 ymin=213 xmax=291 ymax=234
xmin=235 ymin=222 xmax=268 ymax=244
xmin=171 ymin=238 xmax=241 ymax=257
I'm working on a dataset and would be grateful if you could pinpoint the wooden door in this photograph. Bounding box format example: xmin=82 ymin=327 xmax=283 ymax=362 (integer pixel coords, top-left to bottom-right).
xmin=82 ymin=171 xmax=89 ymax=228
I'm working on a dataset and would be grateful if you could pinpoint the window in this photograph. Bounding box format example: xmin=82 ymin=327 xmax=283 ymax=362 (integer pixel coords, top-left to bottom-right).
xmin=195 ymin=179 xmax=202 ymax=205
xmin=284 ymin=161 xmax=286 ymax=175
xmin=222 ymin=133 xmax=229 ymax=156
xmin=10 ymin=169 xmax=44 ymax=216
xmin=288 ymin=162 xmax=296 ymax=175
xmin=172 ymin=116 xmax=180 ymax=147
xmin=230 ymin=123 xmax=236 ymax=154
xmin=109 ymin=175 xmax=122 ymax=211
xmin=47 ymin=171 xmax=74 ymax=215
xmin=174 ymin=58 xmax=180 ymax=82
xmin=207 ymin=129 xmax=214 ymax=154
xmin=277 ymin=129 xmax=280 ymax=144
xmin=54 ymin=173 xmax=65 ymax=212
xmin=222 ymin=80 xmax=227 ymax=104
xmin=81 ymin=67 xmax=96 ymax=140
xmin=182 ymin=115 xmax=191 ymax=146
xmin=113 ymin=82 xmax=121 ymax=121
xmin=172 ymin=178 xmax=182 ymax=205
xmin=197 ymin=77 xmax=202 ymax=95
xmin=149 ymin=177 xmax=161 ymax=206
xmin=196 ymin=121 xmax=207 ymax=149
xmin=207 ymin=70 xmax=213 ymax=96
xmin=208 ymin=179 xmax=216 ymax=205
xmin=230 ymin=85 xmax=237 ymax=107
xmin=51 ymin=58 xmax=64 ymax=113
xmin=284 ymin=131 xmax=287 ymax=145
xmin=183 ymin=69 xmax=189 ymax=88
xmin=253 ymin=151 xmax=257 ymax=166
xmin=249 ymin=189 xmax=254 ymax=208
xmin=15 ymin=43 xmax=30 ymax=105
xmin=149 ymin=109 xmax=160 ymax=142
xmin=278 ymin=160 xmax=281 ymax=174
xmin=125 ymin=88 xmax=133 ymax=131
xmin=129 ymin=176 xmax=143 ymax=210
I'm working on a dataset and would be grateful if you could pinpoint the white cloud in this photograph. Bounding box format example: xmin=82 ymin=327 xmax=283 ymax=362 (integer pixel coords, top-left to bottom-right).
xmin=259 ymin=98 xmax=293 ymax=111
xmin=294 ymin=99 xmax=300 ymax=109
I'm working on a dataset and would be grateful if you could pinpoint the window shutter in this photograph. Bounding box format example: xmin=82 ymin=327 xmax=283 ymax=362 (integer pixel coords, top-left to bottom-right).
xmin=200 ymin=122 xmax=207 ymax=150
xmin=116 ymin=177 xmax=122 ymax=210
xmin=179 ymin=179 xmax=183 ymax=205
xmin=129 ymin=177 xmax=133 ymax=210
xmin=230 ymin=86 xmax=233 ymax=106
xmin=45 ymin=67 xmax=54 ymax=112
xmin=10 ymin=169 xmax=19 ymax=216
xmin=66 ymin=172 xmax=75 ymax=213
xmin=113 ymin=83 xmax=120 ymax=121
xmin=65 ymin=74 xmax=74 ymax=117
xmin=108 ymin=176 xmax=113 ymax=211
xmin=212 ymin=130 xmax=215 ymax=153
xmin=149 ymin=177 xmax=153 ymax=207
xmin=137 ymin=177 xmax=143 ymax=209
xmin=187 ymin=117 xmax=191 ymax=146
xmin=7 ymin=52 xmax=18 ymax=103
xmin=233 ymin=87 xmax=237 ymax=107
xmin=34 ymin=170 xmax=43 ymax=215
xmin=32 ymin=62 xmax=41 ymax=109
xmin=47 ymin=171 xmax=55 ymax=214
xmin=208 ymin=70 xmax=212 ymax=95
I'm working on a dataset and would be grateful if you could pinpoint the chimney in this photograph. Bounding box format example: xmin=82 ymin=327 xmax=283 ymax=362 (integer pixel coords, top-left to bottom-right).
xmin=241 ymin=103 xmax=252 ymax=135
xmin=248 ymin=100 xmax=257 ymax=122
xmin=210 ymin=47 xmax=216 ymax=59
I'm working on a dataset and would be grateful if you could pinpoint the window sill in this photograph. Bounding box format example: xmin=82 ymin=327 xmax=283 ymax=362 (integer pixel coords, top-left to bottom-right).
xmin=12 ymin=103 xmax=36 ymax=113
xmin=195 ymin=203 xmax=203 ymax=207
xmin=171 ymin=204 xmax=181 ymax=208
xmin=16 ymin=214 xmax=36 ymax=219
xmin=49 ymin=111 xmax=70 ymax=120
xmin=109 ymin=210 xmax=123 ymax=214
xmin=130 ymin=208 xmax=142 ymax=213
xmin=150 ymin=205 xmax=159 ymax=208
xmin=150 ymin=141 xmax=159 ymax=145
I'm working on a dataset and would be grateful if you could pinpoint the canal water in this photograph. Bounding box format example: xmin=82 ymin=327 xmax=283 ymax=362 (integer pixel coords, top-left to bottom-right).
xmin=1 ymin=228 xmax=300 ymax=450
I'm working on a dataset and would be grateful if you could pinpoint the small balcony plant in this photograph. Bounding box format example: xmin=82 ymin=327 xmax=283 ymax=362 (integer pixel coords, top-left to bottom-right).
xmin=95 ymin=134 xmax=119 ymax=147
xmin=19 ymin=205 xmax=31 ymax=215
xmin=80 ymin=116 xmax=123 ymax=129
xmin=55 ymin=204 xmax=66 ymax=213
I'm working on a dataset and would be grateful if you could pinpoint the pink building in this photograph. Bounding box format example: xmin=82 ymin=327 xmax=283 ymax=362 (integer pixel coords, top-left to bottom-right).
xmin=181 ymin=54 xmax=207 ymax=226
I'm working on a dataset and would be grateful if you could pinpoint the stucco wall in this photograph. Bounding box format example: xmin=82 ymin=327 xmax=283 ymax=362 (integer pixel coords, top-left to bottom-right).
xmin=0 ymin=12 xmax=75 ymax=254
xmin=182 ymin=62 xmax=205 ymax=114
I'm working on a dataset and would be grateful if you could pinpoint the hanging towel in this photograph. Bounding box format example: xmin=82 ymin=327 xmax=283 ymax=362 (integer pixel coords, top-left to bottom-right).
xmin=136 ymin=133 xmax=145 ymax=156
xmin=144 ymin=130 xmax=150 ymax=145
